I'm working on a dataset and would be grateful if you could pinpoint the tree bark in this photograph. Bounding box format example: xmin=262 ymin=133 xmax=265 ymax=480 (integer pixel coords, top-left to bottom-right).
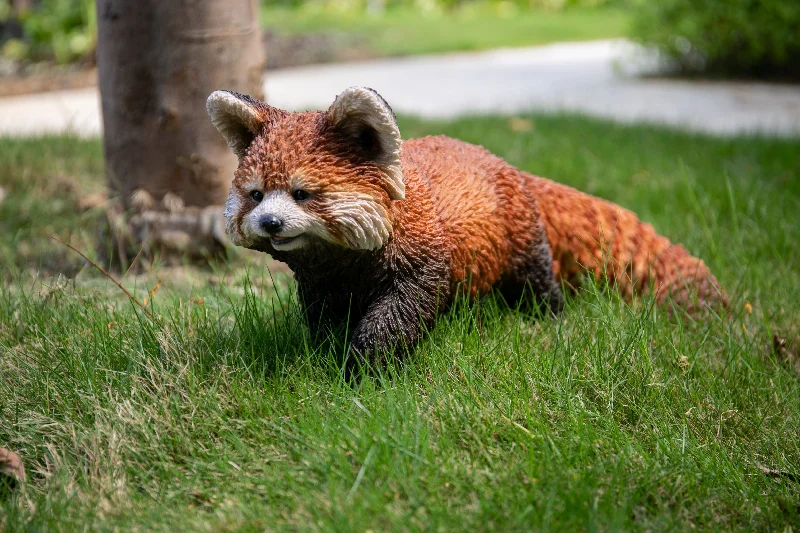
xmin=96 ymin=0 xmax=264 ymax=211
xmin=9 ymin=0 xmax=34 ymax=14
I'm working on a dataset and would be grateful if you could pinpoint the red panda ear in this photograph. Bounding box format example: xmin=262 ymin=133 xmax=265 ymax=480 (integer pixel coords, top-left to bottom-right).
xmin=328 ymin=87 xmax=405 ymax=201
xmin=207 ymin=91 xmax=283 ymax=159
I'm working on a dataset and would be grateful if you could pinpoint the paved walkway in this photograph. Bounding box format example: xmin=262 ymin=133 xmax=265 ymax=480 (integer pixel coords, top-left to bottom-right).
xmin=2 ymin=40 xmax=799 ymax=137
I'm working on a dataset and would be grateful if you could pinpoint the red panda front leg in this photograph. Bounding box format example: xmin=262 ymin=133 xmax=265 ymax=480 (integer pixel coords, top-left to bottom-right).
xmin=297 ymin=282 xmax=352 ymax=340
xmin=348 ymin=282 xmax=442 ymax=368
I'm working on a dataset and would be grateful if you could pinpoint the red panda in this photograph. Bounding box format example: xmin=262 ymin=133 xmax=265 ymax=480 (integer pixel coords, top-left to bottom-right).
xmin=206 ymin=87 xmax=726 ymax=363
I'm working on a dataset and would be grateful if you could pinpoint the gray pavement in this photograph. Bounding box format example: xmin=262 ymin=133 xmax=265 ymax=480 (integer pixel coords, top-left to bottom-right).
xmin=2 ymin=40 xmax=799 ymax=137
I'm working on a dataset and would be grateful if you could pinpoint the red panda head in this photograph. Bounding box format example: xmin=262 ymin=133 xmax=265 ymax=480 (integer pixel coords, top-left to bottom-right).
xmin=206 ymin=87 xmax=403 ymax=254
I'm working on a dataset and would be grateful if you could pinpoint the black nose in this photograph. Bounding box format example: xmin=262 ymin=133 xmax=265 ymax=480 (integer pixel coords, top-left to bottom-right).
xmin=259 ymin=215 xmax=283 ymax=234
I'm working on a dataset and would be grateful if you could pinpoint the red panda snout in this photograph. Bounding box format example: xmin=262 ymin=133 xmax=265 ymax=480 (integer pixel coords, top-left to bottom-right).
xmin=226 ymin=172 xmax=395 ymax=253
xmin=237 ymin=189 xmax=332 ymax=252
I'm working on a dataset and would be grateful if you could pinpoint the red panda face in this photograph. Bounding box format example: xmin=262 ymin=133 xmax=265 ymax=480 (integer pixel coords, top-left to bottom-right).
xmin=208 ymin=88 xmax=404 ymax=253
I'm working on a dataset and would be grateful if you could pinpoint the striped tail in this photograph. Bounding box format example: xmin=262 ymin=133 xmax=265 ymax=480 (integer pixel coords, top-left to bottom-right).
xmin=529 ymin=176 xmax=727 ymax=313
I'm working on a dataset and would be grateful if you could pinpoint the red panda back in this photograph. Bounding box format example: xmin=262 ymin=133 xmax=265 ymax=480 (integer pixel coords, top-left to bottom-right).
xmin=398 ymin=135 xmax=726 ymax=312
xmin=399 ymin=136 xmax=545 ymax=296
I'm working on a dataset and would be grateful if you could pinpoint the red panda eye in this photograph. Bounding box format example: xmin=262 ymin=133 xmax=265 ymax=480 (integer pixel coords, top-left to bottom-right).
xmin=250 ymin=190 xmax=264 ymax=203
xmin=293 ymin=189 xmax=310 ymax=202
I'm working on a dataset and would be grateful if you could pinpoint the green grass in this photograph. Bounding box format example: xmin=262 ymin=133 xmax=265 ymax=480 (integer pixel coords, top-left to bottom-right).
xmin=261 ymin=5 xmax=630 ymax=57
xmin=2 ymin=114 xmax=800 ymax=530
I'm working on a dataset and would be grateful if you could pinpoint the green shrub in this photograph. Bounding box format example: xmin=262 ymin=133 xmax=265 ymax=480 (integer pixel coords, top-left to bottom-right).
xmin=630 ymin=0 xmax=800 ymax=80
xmin=1 ymin=0 xmax=96 ymax=64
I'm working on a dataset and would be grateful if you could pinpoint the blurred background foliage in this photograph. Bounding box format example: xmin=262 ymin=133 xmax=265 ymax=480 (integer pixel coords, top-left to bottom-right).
xmin=630 ymin=0 xmax=800 ymax=80
xmin=261 ymin=0 xmax=617 ymax=10
xmin=1 ymin=0 xmax=798 ymax=79
xmin=1 ymin=0 xmax=95 ymax=64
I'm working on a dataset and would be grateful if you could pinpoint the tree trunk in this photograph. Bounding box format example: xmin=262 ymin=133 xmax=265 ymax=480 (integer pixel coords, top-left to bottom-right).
xmin=96 ymin=0 xmax=264 ymax=260
xmin=9 ymin=0 xmax=34 ymax=14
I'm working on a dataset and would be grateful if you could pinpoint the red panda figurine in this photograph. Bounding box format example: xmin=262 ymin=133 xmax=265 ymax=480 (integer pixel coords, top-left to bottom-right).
xmin=207 ymin=87 xmax=726 ymax=363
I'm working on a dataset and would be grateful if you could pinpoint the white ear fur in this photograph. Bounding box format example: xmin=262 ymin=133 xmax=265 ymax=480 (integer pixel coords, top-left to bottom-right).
xmin=207 ymin=90 xmax=265 ymax=158
xmin=328 ymin=87 xmax=404 ymax=201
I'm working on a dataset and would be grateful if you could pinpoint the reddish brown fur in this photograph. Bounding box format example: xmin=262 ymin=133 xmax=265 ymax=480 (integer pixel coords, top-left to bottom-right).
xmin=400 ymin=136 xmax=726 ymax=310
xmin=531 ymin=178 xmax=727 ymax=311
xmin=401 ymin=136 xmax=546 ymax=297
xmin=211 ymin=89 xmax=726 ymax=364
xmin=234 ymin=117 xmax=725 ymax=308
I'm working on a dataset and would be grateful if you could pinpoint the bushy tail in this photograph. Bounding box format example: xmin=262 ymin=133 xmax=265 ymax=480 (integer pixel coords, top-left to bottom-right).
xmin=529 ymin=176 xmax=727 ymax=313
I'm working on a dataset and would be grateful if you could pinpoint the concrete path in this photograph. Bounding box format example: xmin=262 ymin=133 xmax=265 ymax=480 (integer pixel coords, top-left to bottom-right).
xmin=2 ymin=40 xmax=799 ymax=137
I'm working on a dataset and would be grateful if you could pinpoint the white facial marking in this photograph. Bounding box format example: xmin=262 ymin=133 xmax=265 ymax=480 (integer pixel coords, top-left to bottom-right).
xmin=325 ymin=191 xmax=392 ymax=251
xmin=240 ymin=190 xmax=331 ymax=251
xmin=289 ymin=172 xmax=313 ymax=193
xmin=224 ymin=189 xmax=245 ymax=246
xmin=225 ymin=184 xmax=395 ymax=253
xmin=225 ymin=172 xmax=264 ymax=247
xmin=270 ymin=235 xmax=307 ymax=251
xmin=241 ymin=176 xmax=263 ymax=195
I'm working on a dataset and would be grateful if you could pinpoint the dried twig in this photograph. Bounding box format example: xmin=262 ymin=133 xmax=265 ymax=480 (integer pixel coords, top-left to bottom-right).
xmin=51 ymin=236 xmax=153 ymax=317
xmin=754 ymin=461 xmax=800 ymax=483
xmin=123 ymin=244 xmax=146 ymax=279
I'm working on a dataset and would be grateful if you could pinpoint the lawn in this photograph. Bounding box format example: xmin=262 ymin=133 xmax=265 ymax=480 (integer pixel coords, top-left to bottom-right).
xmin=260 ymin=5 xmax=630 ymax=58
xmin=1 ymin=114 xmax=799 ymax=530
